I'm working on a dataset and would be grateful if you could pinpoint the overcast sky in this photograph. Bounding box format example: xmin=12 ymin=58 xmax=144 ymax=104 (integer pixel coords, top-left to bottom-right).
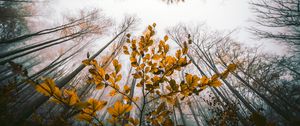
xmin=41 ymin=0 xmax=286 ymax=54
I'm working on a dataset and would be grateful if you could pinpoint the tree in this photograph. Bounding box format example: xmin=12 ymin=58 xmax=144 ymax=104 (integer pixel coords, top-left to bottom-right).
xmin=250 ymin=0 xmax=300 ymax=53
xmin=19 ymin=24 xmax=235 ymax=126
xmin=9 ymin=17 xmax=136 ymax=125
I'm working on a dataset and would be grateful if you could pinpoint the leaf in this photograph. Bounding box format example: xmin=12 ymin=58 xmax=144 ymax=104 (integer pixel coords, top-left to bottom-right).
xmin=131 ymin=62 xmax=138 ymax=67
xmin=152 ymin=76 xmax=160 ymax=83
xmin=152 ymin=54 xmax=161 ymax=60
xmin=185 ymin=74 xmax=193 ymax=84
xmin=113 ymin=59 xmax=121 ymax=73
xmin=50 ymin=97 xmax=63 ymax=104
xmin=107 ymin=101 xmax=132 ymax=117
xmin=116 ymin=74 xmax=122 ymax=82
xmin=211 ymin=74 xmax=219 ymax=81
xmin=178 ymin=57 xmax=188 ymax=66
xmin=136 ymin=83 xmax=142 ymax=87
xmin=75 ymin=102 xmax=90 ymax=109
xmin=227 ymin=64 xmax=237 ymax=72
xmin=165 ymin=96 xmax=175 ymax=105
xmin=109 ymin=89 xmax=117 ymax=96
xmin=128 ymin=117 xmax=139 ymax=126
xmin=124 ymin=85 xmax=130 ymax=93
xmin=35 ymin=83 xmax=51 ymax=96
xmin=221 ymin=70 xmax=230 ymax=79
xmin=164 ymin=44 xmax=169 ymax=52
xmin=133 ymin=72 xmax=142 ymax=79
xmin=182 ymin=42 xmax=188 ymax=54
xmin=200 ymin=76 xmax=209 ymax=85
xmin=123 ymin=46 xmax=130 ymax=55
xmin=152 ymin=23 xmax=156 ymax=27
xmin=169 ymin=79 xmax=177 ymax=91
xmin=88 ymin=98 xmax=107 ymax=111
xmin=209 ymin=80 xmax=222 ymax=87
xmin=164 ymin=35 xmax=168 ymax=41
xmin=130 ymin=56 xmax=137 ymax=63
xmin=105 ymin=74 xmax=110 ymax=80
xmin=126 ymin=33 xmax=131 ymax=38
xmin=64 ymin=89 xmax=79 ymax=105
xmin=175 ymin=50 xmax=181 ymax=59
xmin=35 ymin=78 xmax=58 ymax=97
xmin=82 ymin=59 xmax=90 ymax=66
xmin=96 ymin=84 xmax=104 ymax=90
xmin=97 ymin=67 xmax=106 ymax=77
xmin=145 ymin=66 xmax=151 ymax=73
xmin=148 ymin=25 xmax=153 ymax=31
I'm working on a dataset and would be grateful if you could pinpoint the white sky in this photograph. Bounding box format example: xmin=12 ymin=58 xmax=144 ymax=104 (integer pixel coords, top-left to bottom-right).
xmin=41 ymin=0 xmax=286 ymax=54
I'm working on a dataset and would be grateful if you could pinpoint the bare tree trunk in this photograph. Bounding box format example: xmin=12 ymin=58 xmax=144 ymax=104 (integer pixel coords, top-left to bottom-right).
xmin=13 ymin=20 xmax=133 ymax=123
xmin=187 ymin=100 xmax=201 ymax=126
xmin=176 ymin=98 xmax=187 ymax=126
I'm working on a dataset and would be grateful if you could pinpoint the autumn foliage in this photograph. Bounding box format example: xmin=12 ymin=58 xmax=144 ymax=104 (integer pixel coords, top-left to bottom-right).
xmin=28 ymin=24 xmax=236 ymax=125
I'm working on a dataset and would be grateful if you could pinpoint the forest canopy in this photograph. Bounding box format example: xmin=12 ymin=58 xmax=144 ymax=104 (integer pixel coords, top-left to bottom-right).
xmin=0 ymin=0 xmax=299 ymax=126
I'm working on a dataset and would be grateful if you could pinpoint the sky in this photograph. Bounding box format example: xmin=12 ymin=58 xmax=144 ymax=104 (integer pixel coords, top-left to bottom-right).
xmin=39 ymin=0 xmax=287 ymax=54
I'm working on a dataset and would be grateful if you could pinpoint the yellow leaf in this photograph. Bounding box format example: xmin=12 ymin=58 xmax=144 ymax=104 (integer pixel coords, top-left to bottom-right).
xmin=185 ymin=74 xmax=193 ymax=84
xmin=105 ymin=74 xmax=110 ymax=80
xmin=35 ymin=78 xmax=57 ymax=96
xmin=164 ymin=45 xmax=169 ymax=53
xmin=126 ymin=33 xmax=131 ymax=38
xmin=133 ymin=72 xmax=142 ymax=79
xmin=82 ymin=59 xmax=90 ymax=66
xmin=109 ymin=89 xmax=117 ymax=96
xmin=107 ymin=101 xmax=132 ymax=117
xmin=113 ymin=59 xmax=121 ymax=73
xmin=227 ymin=64 xmax=237 ymax=72
xmin=200 ymin=76 xmax=209 ymax=85
xmin=152 ymin=54 xmax=161 ymax=60
xmin=131 ymin=62 xmax=138 ymax=67
xmin=175 ymin=50 xmax=181 ymax=59
xmin=221 ymin=70 xmax=230 ymax=79
xmin=97 ymin=67 xmax=105 ymax=77
xmin=133 ymin=97 xmax=139 ymax=102
xmin=136 ymin=83 xmax=142 ymax=87
xmin=130 ymin=56 xmax=137 ymax=63
xmin=35 ymin=83 xmax=51 ymax=96
xmin=113 ymin=59 xmax=118 ymax=68
xmin=87 ymin=98 xmax=107 ymax=111
xmin=152 ymin=23 xmax=156 ymax=27
xmin=76 ymin=113 xmax=92 ymax=122
xmin=75 ymin=102 xmax=90 ymax=109
xmin=210 ymin=80 xmax=222 ymax=87
xmin=164 ymin=35 xmax=169 ymax=41
xmin=211 ymin=74 xmax=219 ymax=81
xmin=124 ymin=50 xmax=130 ymax=55
xmin=64 ymin=89 xmax=79 ymax=105
xmin=145 ymin=66 xmax=151 ymax=73
xmin=148 ymin=25 xmax=153 ymax=31
xmin=152 ymin=76 xmax=160 ymax=83
xmin=90 ymin=59 xmax=97 ymax=66
xmin=124 ymin=85 xmax=130 ymax=93
xmin=123 ymin=46 xmax=129 ymax=55
xmin=116 ymin=74 xmax=122 ymax=82
xmin=50 ymin=97 xmax=63 ymax=104
xmin=182 ymin=42 xmax=188 ymax=54
xmin=178 ymin=57 xmax=188 ymax=66
xmin=96 ymin=83 xmax=104 ymax=90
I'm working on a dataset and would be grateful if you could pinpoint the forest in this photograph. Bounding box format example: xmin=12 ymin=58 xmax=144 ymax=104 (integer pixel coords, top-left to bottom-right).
xmin=0 ymin=0 xmax=299 ymax=126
